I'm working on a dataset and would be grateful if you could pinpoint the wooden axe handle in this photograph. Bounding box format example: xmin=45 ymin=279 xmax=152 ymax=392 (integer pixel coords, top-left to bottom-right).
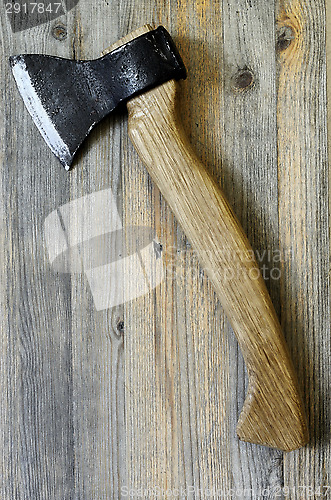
xmin=109 ymin=26 xmax=308 ymax=450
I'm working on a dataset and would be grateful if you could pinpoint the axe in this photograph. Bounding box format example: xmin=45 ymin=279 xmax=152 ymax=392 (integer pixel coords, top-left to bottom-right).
xmin=10 ymin=25 xmax=308 ymax=451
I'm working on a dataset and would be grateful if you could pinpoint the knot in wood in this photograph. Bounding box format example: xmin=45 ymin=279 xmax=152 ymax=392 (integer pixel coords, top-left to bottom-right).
xmin=232 ymin=68 xmax=254 ymax=92
xmin=52 ymin=24 xmax=68 ymax=41
xmin=276 ymin=26 xmax=295 ymax=52
xmin=117 ymin=320 xmax=125 ymax=334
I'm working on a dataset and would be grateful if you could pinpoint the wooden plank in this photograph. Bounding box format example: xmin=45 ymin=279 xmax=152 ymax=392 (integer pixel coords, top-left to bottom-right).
xmin=119 ymin=1 xmax=231 ymax=496
xmin=121 ymin=0 xmax=288 ymax=495
xmin=0 ymin=11 xmax=78 ymax=499
xmin=220 ymin=0 xmax=287 ymax=494
xmin=328 ymin=0 xmax=331 ymax=174
xmin=0 ymin=3 xmax=127 ymax=499
xmin=276 ymin=0 xmax=331 ymax=497
xmin=54 ymin=5 xmax=128 ymax=500
xmin=62 ymin=7 xmax=124 ymax=500
xmin=0 ymin=14 xmax=10 ymax=500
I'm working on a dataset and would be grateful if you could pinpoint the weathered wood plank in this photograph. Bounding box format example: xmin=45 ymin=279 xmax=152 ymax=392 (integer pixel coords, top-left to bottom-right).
xmin=276 ymin=0 xmax=330 ymax=497
xmin=1 ymin=12 xmax=77 ymax=500
xmin=220 ymin=0 xmax=286 ymax=495
xmin=120 ymin=1 xmax=231 ymax=496
xmin=55 ymin=5 xmax=128 ymax=499
xmin=1 ymin=3 xmax=127 ymax=498
xmin=0 ymin=14 xmax=11 ymax=500
xmin=121 ymin=0 xmax=289 ymax=495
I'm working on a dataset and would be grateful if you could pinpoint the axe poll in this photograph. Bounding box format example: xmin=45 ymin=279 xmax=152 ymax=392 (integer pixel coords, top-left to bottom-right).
xmin=9 ymin=25 xmax=308 ymax=450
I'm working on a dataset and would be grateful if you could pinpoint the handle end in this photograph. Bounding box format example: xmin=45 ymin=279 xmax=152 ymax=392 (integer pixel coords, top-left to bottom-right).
xmin=236 ymin=380 xmax=309 ymax=451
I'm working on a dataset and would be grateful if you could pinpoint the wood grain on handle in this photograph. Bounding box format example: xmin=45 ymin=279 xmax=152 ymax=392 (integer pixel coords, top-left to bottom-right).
xmin=107 ymin=26 xmax=308 ymax=451
xmin=127 ymin=79 xmax=308 ymax=451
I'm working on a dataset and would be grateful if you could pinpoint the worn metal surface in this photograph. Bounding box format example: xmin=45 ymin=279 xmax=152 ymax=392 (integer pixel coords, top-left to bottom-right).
xmin=10 ymin=27 xmax=186 ymax=170
xmin=0 ymin=0 xmax=330 ymax=498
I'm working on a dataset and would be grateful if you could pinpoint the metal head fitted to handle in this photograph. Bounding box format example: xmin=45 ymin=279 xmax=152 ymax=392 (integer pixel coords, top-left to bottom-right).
xmin=9 ymin=26 xmax=186 ymax=170
xmin=10 ymin=24 xmax=308 ymax=451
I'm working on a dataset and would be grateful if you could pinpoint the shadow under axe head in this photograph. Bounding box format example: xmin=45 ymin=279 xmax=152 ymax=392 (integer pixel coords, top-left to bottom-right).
xmin=9 ymin=26 xmax=187 ymax=170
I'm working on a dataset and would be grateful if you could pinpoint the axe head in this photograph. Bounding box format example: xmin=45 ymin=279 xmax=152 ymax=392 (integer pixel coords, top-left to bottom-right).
xmin=9 ymin=26 xmax=186 ymax=170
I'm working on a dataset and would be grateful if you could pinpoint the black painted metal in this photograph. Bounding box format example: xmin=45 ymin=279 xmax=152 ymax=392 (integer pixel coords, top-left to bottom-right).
xmin=9 ymin=26 xmax=187 ymax=169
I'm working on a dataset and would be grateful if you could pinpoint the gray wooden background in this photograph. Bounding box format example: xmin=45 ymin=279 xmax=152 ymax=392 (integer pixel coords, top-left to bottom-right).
xmin=1 ymin=0 xmax=330 ymax=498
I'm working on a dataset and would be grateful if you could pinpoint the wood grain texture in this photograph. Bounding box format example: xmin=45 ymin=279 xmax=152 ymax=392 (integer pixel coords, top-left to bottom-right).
xmin=277 ymin=0 xmax=331 ymax=497
xmin=220 ymin=1 xmax=289 ymax=495
xmin=0 ymin=0 xmax=330 ymax=499
xmin=127 ymin=67 xmax=307 ymax=451
xmin=104 ymin=23 xmax=307 ymax=451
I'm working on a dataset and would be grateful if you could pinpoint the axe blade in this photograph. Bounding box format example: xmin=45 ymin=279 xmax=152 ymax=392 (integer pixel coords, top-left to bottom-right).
xmin=10 ymin=54 xmax=82 ymax=170
xmin=9 ymin=27 xmax=187 ymax=170
xmin=9 ymin=53 xmax=126 ymax=170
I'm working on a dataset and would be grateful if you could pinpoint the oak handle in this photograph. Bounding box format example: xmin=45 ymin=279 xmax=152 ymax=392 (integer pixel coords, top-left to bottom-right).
xmin=127 ymin=79 xmax=308 ymax=451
